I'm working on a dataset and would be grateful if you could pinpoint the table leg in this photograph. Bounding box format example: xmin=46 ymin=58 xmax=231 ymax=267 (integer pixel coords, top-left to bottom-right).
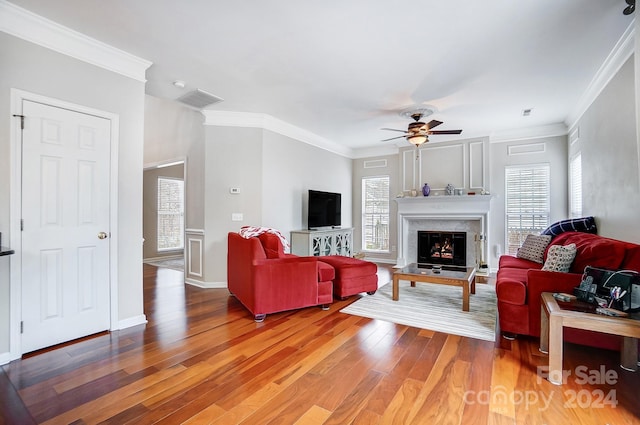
xmin=621 ymin=337 xmax=638 ymax=371
xmin=540 ymin=305 xmax=549 ymax=354
xmin=470 ymin=276 xmax=476 ymax=295
xmin=548 ymin=315 xmax=564 ymax=385
xmin=410 ymin=281 xmax=416 ymax=287
xmin=462 ymin=281 xmax=469 ymax=311
xmin=392 ymin=275 xmax=399 ymax=301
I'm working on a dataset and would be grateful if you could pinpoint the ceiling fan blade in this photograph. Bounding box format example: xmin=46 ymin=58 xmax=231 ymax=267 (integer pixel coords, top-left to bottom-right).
xmin=381 ymin=128 xmax=408 ymax=133
xmin=428 ymin=129 xmax=463 ymax=135
xmin=426 ymin=120 xmax=443 ymax=130
xmin=381 ymin=135 xmax=406 ymax=142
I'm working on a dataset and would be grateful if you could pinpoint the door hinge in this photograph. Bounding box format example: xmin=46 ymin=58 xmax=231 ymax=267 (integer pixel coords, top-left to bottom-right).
xmin=20 ymin=321 xmax=24 ymax=334
xmin=20 ymin=219 xmax=24 ymax=231
xmin=12 ymin=114 xmax=25 ymax=130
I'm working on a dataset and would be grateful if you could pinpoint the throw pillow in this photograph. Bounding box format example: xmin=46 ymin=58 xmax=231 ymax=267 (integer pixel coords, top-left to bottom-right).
xmin=516 ymin=234 xmax=552 ymax=264
xmin=541 ymin=216 xmax=597 ymax=237
xmin=542 ymin=243 xmax=577 ymax=272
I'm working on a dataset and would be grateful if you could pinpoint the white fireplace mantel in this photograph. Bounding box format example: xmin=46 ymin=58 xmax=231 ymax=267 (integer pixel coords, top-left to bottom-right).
xmin=395 ymin=195 xmax=493 ymax=267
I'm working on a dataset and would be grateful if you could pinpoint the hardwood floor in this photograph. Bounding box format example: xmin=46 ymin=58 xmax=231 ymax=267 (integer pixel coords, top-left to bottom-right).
xmin=1 ymin=264 xmax=639 ymax=424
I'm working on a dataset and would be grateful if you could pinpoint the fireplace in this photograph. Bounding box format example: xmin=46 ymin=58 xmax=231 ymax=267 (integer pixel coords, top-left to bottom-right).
xmin=417 ymin=231 xmax=467 ymax=266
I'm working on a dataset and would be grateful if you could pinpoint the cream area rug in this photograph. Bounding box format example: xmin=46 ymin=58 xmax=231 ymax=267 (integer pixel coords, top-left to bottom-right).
xmin=144 ymin=256 xmax=184 ymax=272
xmin=340 ymin=280 xmax=497 ymax=342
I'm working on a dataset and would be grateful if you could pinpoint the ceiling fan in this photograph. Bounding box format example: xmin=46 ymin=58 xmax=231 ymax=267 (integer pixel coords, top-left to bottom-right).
xmin=381 ymin=111 xmax=462 ymax=146
xmin=623 ymin=0 xmax=635 ymax=15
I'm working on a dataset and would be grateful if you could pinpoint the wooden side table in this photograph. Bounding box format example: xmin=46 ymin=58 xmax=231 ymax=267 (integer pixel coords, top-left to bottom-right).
xmin=540 ymin=292 xmax=640 ymax=385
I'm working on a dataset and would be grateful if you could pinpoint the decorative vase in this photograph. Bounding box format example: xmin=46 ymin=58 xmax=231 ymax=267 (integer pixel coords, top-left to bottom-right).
xmin=422 ymin=183 xmax=430 ymax=197
xmin=445 ymin=183 xmax=455 ymax=195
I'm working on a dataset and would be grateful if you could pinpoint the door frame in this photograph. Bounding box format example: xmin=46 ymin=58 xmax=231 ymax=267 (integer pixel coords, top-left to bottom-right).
xmin=9 ymin=89 xmax=120 ymax=360
xmin=143 ymin=158 xmax=188 ymax=265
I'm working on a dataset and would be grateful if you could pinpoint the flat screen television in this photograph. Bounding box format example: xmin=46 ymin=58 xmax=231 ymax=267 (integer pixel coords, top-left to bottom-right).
xmin=308 ymin=190 xmax=341 ymax=229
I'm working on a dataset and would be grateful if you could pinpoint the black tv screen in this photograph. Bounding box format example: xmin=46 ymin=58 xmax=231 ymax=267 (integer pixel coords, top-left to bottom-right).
xmin=308 ymin=190 xmax=341 ymax=229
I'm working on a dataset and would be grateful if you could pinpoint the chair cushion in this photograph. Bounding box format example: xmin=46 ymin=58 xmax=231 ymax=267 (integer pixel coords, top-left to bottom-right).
xmin=317 ymin=255 xmax=377 ymax=279
xmin=499 ymin=255 xmax=543 ymax=270
xmin=497 ymin=267 xmax=529 ymax=282
xmin=548 ymin=232 xmax=626 ymax=273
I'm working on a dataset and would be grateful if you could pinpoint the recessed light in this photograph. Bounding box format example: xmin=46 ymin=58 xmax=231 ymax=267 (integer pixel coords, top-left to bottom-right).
xmin=173 ymin=80 xmax=186 ymax=89
xmin=522 ymin=108 xmax=533 ymax=117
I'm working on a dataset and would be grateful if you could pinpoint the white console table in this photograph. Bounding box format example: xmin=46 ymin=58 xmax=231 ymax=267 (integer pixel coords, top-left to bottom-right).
xmin=291 ymin=228 xmax=353 ymax=257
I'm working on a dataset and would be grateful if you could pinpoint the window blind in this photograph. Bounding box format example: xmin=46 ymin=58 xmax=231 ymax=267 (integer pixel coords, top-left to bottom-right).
xmin=570 ymin=154 xmax=582 ymax=218
xmin=157 ymin=177 xmax=185 ymax=251
xmin=362 ymin=176 xmax=390 ymax=252
xmin=505 ymin=165 xmax=550 ymax=255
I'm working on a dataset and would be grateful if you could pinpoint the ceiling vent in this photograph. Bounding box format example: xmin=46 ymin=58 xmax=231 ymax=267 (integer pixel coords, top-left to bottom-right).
xmin=177 ymin=89 xmax=223 ymax=109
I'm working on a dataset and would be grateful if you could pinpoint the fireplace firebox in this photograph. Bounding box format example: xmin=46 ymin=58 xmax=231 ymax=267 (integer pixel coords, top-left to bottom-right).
xmin=417 ymin=231 xmax=467 ymax=266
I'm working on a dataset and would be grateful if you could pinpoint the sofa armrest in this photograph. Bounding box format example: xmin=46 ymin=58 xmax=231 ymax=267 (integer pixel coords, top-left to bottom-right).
xmin=526 ymin=270 xmax=583 ymax=336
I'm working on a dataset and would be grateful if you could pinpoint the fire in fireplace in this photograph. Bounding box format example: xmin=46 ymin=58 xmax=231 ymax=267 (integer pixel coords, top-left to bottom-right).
xmin=417 ymin=231 xmax=467 ymax=266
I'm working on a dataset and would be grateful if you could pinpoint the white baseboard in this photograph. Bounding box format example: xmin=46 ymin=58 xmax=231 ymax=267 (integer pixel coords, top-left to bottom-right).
xmin=365 ymin=257 xmax=397 ymax=264
xmin=116 ymin=314 xmax=148 ymax=330
xmin=185 ymin=278 xmax=227 ymax=289
xmin=0 ymin=351 xmax=12 ymax=366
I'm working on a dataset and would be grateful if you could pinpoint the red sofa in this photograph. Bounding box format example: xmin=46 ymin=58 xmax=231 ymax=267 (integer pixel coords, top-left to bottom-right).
xmin=227 ymin=232 xmax=334 ymax=322
xmin=496 ymin=231 xmax=640 ymax=350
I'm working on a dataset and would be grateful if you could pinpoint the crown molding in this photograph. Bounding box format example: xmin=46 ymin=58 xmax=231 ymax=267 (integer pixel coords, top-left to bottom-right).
xmin=202 ymin=110 xmax=354 ymax=158
xmin=0 ymin=0 xmax=151 ymax=82
xmin=351 ymin=145 xmax=400 ymax=159
xmin=490 ymin=122 xmax=568 ymax=143
xmin=566 ymin=19 xmax=635 ymax=130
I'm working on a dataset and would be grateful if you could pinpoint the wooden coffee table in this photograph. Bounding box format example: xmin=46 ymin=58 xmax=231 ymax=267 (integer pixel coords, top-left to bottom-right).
xmin=392 ymin=264 xmax=476 ymax=311
xmin=540 ymin=292 xmax=640 ymax=385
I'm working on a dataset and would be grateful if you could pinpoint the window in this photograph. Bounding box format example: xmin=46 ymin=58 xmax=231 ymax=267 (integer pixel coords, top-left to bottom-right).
xmin=569 ymin=153 xmax=582 ymax=218
xmin=505 ymin=165 xmax=550 ymax=255
xmin=157 ymin=177 xmax=184 ymax=251
xmin=362 ymin=176 xmax=390 ymax=252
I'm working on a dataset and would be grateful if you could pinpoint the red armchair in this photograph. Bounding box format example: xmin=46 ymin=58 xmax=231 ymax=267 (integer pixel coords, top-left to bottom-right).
xmin=227 ymin=232 xmax=334 ymax=322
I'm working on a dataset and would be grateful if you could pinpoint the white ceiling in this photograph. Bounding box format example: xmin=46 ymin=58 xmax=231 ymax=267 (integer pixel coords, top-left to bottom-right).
xmin=8 ymin=0 xmax=635 ymax=155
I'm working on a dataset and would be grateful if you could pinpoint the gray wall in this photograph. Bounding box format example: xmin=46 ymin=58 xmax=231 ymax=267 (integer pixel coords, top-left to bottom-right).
xmin=489 ymin=136 xmax=568 ymax=266
xmin=144 ymin=95 xmax=205 ymax=230
xmin=0 ymin=32 xmax=145 ymax=355
xmin=204 ymin=126 xmax=264 ymax=283
xmin=571 ymin=56 xmax=639 ymax=242
xmin=203 ymin=126 xmax=353 ymax=283
xmin=143 ymin=164 xmax=185 ymax=259
xmin=262 ymin=130 xmax=353 ymax=234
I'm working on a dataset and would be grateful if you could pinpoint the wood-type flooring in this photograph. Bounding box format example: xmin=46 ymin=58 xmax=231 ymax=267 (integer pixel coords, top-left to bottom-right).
xmin=1 ymin=264 xmax=639 ymax=424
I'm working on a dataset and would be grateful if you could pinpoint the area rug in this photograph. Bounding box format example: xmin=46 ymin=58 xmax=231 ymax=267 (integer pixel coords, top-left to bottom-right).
xmin=340 ymin=280 xmax=497 ymax=342
xmin=144 ymin=256 xmax=184 ymax=271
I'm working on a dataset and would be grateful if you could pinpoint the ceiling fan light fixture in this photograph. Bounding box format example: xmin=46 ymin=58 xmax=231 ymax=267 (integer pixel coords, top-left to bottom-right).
xmin=623 ymin=0 xmax=635 ymax=15
xmin=407 ymin=134 xmax=428 ymax=146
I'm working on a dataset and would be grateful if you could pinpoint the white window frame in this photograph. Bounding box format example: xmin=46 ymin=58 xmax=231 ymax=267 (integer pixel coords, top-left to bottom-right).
xmin=157 ymin=177 xmax=185 ymax=252
xmin=504 ymin=164 xmax=550 ymax=255
xmin=362 ymin=175 xmax=390 ymax=253
xmin=569 ymin=153 xmax=582 ymax=218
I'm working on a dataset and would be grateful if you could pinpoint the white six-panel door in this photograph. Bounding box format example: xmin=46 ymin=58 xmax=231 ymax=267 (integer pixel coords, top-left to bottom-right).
xmin=20 ymin=100 xmax=111 ymax=354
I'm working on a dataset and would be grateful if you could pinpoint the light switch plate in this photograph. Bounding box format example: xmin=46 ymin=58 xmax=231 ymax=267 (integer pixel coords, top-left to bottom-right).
xmin=231 ymin=213 xmax=243 ymax=221
xmin=230 ymin=187 xmax=240 ymax=194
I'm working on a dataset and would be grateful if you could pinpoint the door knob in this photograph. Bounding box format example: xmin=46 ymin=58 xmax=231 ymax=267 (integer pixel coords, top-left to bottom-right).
xmin=98 ymin=232 xmax=108 ymax=239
